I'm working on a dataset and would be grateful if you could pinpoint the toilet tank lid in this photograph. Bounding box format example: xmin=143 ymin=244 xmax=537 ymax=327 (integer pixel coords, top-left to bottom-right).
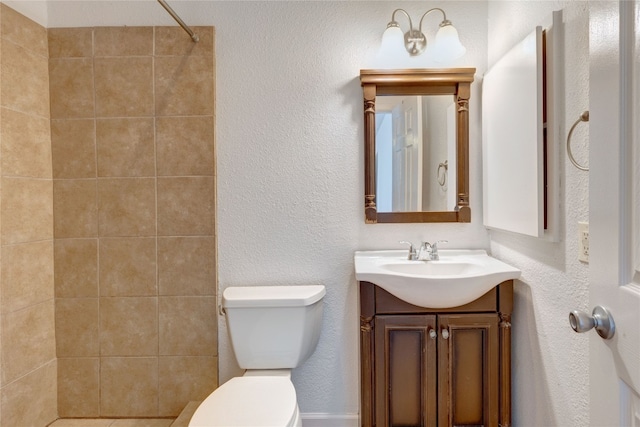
xmin=223 ymin=285 xmax=326 ymax=308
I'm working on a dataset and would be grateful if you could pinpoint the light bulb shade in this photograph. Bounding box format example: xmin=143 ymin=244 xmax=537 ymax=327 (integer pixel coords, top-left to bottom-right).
xmin=433 ymin=24 xmax=466 ymax=62
xmin=375 ymin=25 xmax=409 ymax=67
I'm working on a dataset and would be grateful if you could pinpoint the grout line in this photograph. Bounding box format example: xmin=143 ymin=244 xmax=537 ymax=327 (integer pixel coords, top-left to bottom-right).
xmin=152 ymin=25 xmax=162 ymax=417
xmin=89 ymin=26 xmax=105 ymax=418
xmin=52 ymin=175 xmax=215 ymax=181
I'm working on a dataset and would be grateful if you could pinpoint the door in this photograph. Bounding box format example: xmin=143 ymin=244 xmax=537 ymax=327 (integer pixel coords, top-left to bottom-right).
xmin=588 ymin=1 xmax=640 ymax=424
xmin=374 ymin=315 xmax=437 ymax=427
xmin=391 ymin=97 xmax=423 ymax=211
xmin=438 ymin=314 xmax=499 ymax=427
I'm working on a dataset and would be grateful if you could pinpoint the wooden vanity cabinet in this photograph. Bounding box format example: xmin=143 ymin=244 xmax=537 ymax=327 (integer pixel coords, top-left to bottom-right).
xmin=360 ymin=281 xmax=513 ymax=427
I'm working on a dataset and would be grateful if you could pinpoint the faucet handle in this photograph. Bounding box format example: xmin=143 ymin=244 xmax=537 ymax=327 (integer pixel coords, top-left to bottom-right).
xmin=431 ymin=240 xmax=448 ymax=250
xmin=399 ymin=241 xmax=417 ymax=260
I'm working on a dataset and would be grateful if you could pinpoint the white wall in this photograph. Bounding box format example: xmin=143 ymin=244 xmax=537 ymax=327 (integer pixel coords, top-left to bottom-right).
xmin=487 ymin=2 xmax=590 ymax=426
xmin=38 ymin=1 xmax=591 ymax=423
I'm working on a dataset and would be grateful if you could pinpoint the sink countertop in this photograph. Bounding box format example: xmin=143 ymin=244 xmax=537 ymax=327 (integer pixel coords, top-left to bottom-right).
xmin=354 ymin=249 xmax=521 ymax=308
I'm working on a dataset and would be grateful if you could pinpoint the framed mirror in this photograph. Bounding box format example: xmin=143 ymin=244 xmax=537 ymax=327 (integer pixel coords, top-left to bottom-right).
xmin=360 ymin=68 xmax=475 ymax=223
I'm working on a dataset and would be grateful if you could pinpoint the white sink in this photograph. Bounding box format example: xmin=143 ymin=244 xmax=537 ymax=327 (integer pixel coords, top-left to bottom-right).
xmin=354 ymin=250 xmax=521 ymax=308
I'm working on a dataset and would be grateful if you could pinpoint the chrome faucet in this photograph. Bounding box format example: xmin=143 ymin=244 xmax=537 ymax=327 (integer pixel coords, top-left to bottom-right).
xmin=418 ymin=240 xmax=448 ymax=261
xmin=399 ymin=241 xmax=418 ymax=260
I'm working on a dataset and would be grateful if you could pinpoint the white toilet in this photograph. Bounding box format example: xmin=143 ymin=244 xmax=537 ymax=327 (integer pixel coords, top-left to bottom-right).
xmin=189 ymin=285 xmax=326 ymax=427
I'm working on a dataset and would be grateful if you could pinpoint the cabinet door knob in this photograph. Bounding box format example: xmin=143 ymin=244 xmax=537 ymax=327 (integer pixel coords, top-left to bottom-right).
xmin=429 ymin=328 xmax=437 ymax=340
xmin=441 ymin=328 xmax=450 ymax=339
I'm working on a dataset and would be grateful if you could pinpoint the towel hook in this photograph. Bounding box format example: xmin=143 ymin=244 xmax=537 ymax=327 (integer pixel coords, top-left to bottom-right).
xmin=437 ymin=160 xmax=448 ymax=187
xmin=566 ymin=111 xmax=589 ymax=171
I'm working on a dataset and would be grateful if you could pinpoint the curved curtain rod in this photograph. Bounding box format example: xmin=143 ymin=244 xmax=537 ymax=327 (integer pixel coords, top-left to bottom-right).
xmin=157 ymin=0 xmax=199 ymax=42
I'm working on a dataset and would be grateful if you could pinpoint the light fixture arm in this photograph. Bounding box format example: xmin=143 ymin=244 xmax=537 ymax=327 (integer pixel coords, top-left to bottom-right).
xmin=389 ymin=9 xmax=414 ymax=32
xmin=417 ymin=8 xmax=449 ymax=33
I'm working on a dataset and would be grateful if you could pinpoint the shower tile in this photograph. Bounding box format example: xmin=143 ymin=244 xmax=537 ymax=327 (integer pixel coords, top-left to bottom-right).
xmin=100 ymin=297 xmax=158 ymax=356
xmin=54 ymin=238 xmax=98 ymax=298
xmin=158 ymin=236 xmax=215 ymax=296
xmin=1 ymin=108 xmax=52 ymax=178
xmin=49 ymin=58 xmax=94 ymax=119
xmin=154 ymin=26 xmax=214 ymax=56
xmin=1 ymin=300 xmax=56 ymax=385
xmin=158 ymin=356 xmax=217 ymax=416
xmin=159 ymin=296 xmax=217 ymax=356
xmin=48 ymin=27 xmax=93 ymax=58
xmin=51 ymin=119 xmax=97 ymax=179
xmin=99 ymin=237 xmax=157 ymax=297
xmin=100 ymin=357 xmax=158 ymax=417
xmin=95 ymin=26 xmax=152 ymax=57
xmin=1 ymin=240 xmax=54 ymax=312
xmin=1 ymin=177 xmax=53 ymax=244
xmin=97 ymin=178 xmax=156 ymax=237
xmin=1 ymin=3 xmax=48 ymax=57
xmin=96 ymin=118 xmax=155 ymax=177
xmin=53 ymin=179 xmax=98 ymax=238
xmin=95 ymin=57 xmax=153 ymax=117
xmin=156 ymin=116 xmax=214 ymax=176
xmin=57 ymin=357 xmax=100 ymax=417
xmin=154 ymin=55 xmax=214 ymax=116
xmin=0 ymin=360 xmax=57 ymax=427
xmin=55 ymin=298 xmax=99 ymax=357
xmin=1 ymin=39 xmax=50 ymax=117
xmin=157 ymin=177 xmax=214 ymax=236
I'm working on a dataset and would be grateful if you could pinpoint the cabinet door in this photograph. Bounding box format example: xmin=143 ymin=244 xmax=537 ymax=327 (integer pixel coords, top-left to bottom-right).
xmin=438 ymin=314 xmax=499 ymax=427
xmin=375 ymin=315 xmax=437 ymax=427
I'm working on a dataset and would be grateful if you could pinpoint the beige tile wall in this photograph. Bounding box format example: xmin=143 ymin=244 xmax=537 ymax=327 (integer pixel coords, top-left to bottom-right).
xmin=0 ymin=4 xmax=58 ymax=427
xmin=49 ymin=26 xmax=217 ymax=417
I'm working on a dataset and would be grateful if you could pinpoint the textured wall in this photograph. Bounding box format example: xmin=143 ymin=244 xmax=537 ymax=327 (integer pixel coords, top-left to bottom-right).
xmin=487 ymin=2 xmax=590 ymax=426
xmin=49 ymin=25 xmax=217 ymax=418
xmin=0 ymin=4 xmax=57 ymax=426
xmin=45 ymin=1 xmax=489 ymax=419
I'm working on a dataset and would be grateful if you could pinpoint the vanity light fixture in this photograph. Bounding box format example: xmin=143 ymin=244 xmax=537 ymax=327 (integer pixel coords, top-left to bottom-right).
xmin=378 ymin=8 xmax=466 ymax=63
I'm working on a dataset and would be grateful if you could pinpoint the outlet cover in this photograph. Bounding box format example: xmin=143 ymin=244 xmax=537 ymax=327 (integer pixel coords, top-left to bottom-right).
xmin=578 ymin=221 xmax=589 ymax=263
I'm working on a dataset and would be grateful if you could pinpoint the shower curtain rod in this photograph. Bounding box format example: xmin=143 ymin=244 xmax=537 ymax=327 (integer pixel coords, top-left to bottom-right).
xmin=157 ymin=0 xmax=199 ymax=42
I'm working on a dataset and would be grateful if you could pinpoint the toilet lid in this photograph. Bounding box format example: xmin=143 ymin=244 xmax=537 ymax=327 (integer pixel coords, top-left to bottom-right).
xmin=189 ymin=376 xmax=298 ymax=427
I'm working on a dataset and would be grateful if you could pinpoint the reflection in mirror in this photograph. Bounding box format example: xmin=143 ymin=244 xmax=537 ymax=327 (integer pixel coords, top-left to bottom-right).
xmin=375 ymin=95 xmax=457 ymax=213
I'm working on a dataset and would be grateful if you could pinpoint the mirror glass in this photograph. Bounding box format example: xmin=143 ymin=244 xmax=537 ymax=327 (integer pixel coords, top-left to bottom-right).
xmin=375 ymin=95 xmax=456 ymax=213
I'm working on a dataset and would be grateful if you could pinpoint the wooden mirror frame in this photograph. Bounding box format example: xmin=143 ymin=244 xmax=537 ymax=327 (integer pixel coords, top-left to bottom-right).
xmin=360 ymin=68 xmax=476 ymax=223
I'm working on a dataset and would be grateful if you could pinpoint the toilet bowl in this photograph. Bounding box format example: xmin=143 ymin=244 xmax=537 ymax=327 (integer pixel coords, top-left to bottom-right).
xmin=189 ymin=370 xmax=301 ymax=427
xmin=188 ymin=285 xmax=325 ymax=427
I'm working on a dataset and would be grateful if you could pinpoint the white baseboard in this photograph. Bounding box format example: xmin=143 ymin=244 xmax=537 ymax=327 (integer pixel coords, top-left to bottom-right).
xmin=301 ymin=413 xmax=359 ymax=427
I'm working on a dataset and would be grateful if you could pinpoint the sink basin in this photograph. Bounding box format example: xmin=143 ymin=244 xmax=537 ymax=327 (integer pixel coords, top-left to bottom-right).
xmin=354 ymin=250 xmax=521 ymax=308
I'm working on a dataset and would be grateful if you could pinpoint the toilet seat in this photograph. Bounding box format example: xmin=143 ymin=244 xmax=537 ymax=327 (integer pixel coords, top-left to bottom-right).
xmin=188 ymin=376 xmax=299 ymax=427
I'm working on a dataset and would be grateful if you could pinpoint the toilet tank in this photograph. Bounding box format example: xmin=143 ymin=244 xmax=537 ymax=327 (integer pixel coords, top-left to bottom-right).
xmin=222 ymin=285 xmax=325 ymax=369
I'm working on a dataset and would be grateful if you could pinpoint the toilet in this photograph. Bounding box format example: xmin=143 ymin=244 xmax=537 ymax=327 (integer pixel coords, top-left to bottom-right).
xmin=189 ymin=285 xmax=326 ymax=427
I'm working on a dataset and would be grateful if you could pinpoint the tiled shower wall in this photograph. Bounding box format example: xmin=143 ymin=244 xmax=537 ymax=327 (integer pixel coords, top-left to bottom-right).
xmin=0 ymin=4 xmax=57 ymax=426
xmin=49 ymin=26 xmax=217 ymax=417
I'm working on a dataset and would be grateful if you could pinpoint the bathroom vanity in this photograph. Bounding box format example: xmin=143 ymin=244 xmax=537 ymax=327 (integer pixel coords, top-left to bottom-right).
xmin=359 ymin=280 xmax=513 ymax=427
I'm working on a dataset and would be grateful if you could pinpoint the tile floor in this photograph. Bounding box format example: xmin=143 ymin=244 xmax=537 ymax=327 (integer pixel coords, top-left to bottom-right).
xmin=49 ymin=419 xmax=175 ymax=427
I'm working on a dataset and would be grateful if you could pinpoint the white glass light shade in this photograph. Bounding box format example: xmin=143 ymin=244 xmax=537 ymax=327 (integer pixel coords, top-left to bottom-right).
xmin=433 ymin=24 xmax=466 ymax=62
xmin=375 ymin=25 xmax=409 ymax=68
